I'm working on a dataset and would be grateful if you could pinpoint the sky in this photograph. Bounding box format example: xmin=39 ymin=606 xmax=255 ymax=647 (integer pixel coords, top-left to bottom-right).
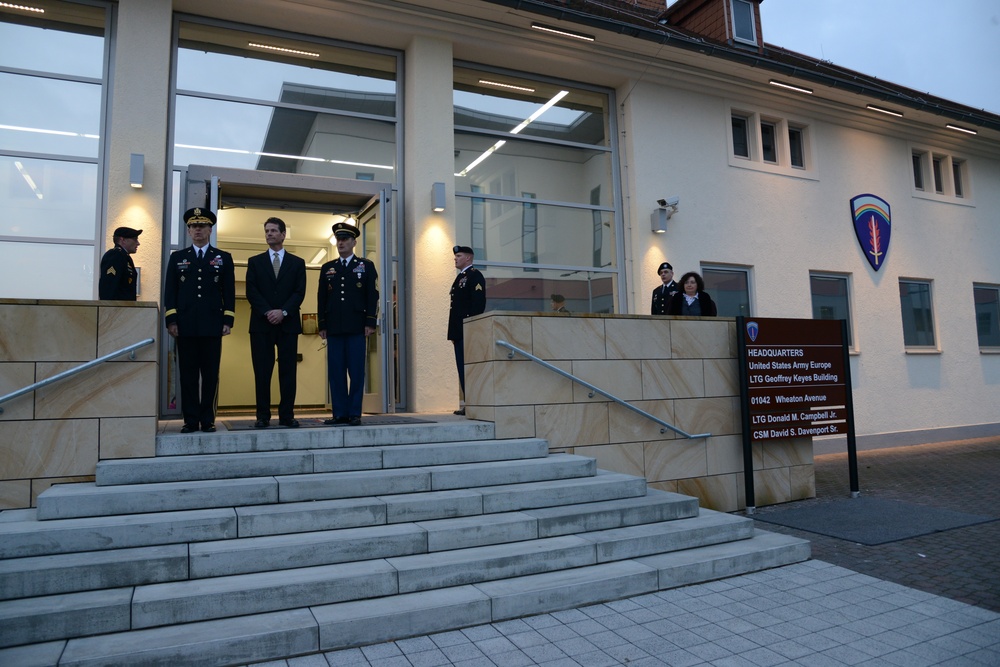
xmin=758 ymin=0 xmax=1000 ymax=115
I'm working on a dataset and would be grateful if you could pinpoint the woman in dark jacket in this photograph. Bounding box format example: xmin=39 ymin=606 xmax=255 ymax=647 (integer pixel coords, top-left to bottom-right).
xmin=667 ymin=271 xmax=718 ymax=316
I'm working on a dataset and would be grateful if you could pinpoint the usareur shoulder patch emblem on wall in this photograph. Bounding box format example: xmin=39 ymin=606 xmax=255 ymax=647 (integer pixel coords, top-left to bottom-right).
xmin=850 ymin=194 xmax=891 ymax=271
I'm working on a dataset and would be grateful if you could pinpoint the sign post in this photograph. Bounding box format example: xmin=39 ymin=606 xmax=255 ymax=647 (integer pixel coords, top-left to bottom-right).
xmin=736 ymin=317 xmax=858 ymax=514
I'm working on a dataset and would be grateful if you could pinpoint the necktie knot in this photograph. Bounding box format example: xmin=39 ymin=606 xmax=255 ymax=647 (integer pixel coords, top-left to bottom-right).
xmin=272 ymin=252 xmax=281 ymax=277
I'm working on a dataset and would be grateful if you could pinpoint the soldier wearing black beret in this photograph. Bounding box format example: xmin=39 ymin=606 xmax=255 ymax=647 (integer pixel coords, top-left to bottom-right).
xmin=163 ymin=207 xmax=235 ymax=433
xmin=448 ymin=245 xmax=486 ymax=415
xmin=318 ymin=221 xmax=379 ymax=426
xmin=98 ymin=227 xmax=141 ymax=300
xmin=651 ymin=261 xmax=678 ymax=315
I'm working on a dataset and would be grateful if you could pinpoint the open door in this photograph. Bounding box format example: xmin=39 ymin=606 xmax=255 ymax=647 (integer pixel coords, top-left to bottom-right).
xmin=166 ymin=165 xmax=400 ymax=419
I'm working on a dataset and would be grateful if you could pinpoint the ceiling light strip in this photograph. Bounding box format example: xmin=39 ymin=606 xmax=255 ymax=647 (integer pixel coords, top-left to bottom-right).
xmin=945 ymin=124 xmax=977 ymax=135
xmin=530 ymin=23 xmax=595 ymax=42
xmin=248 ymin=42 xmax=320 ymax=58
xmin=866 ymin=104 xmax=903 ymax=118
xmin=479 ymin=79 xmax=536 ymax=93
xmin=0 ymin=2 xmax=44 ymax=13
xmin=768 ymin=79 xmax=813 ymax=95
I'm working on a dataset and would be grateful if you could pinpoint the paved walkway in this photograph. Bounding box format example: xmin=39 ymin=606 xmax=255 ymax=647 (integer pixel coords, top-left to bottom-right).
xmin=246 ymin=437 xmax=1000 ymax=666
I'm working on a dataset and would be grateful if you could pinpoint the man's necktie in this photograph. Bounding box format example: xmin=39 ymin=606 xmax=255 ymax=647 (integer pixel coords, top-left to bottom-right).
xmin=273 ymin=253 xmax=280 ymax=277
xmin=197 ymin=248 xmax=203 ymax=260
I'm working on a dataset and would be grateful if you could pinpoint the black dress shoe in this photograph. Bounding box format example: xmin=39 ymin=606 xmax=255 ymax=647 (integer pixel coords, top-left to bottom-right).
xmin=254 ymin=419 xmax=269 ymax=429
xmin=323 ymin=417 xmax=340 ymax=426
xmin=348 ymin=416 xmax=362 ymax=426
xmin=453 ymin=408 xmax=466 ymax=416
xmin=279 ymin=419 xmax=300 ymax=428
xmin=201 ymin=424 xmax=216 ymax=433
xmin=180 ymin=424 xmax=198 ymax=434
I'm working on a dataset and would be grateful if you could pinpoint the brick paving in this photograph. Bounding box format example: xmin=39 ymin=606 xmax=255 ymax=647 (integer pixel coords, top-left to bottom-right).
xmin=750 ymin=436 xmax=1000 ymax=613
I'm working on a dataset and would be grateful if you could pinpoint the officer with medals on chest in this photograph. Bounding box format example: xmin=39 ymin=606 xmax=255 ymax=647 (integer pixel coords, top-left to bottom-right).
xmin=447 ymin=245 xmax=486 ymax=415
xmin=98 ymin=226 xmax=141 ymax=300
xmin=318 ymin=221 xmax=379 ymax=426
xmin=650 ymin=262 xmax=678 ymax=315
xmin=163 ymin=208 xmax=236 ymax=433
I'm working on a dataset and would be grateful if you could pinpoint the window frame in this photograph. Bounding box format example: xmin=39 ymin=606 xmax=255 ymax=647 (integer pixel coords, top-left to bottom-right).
xmin=729 ymin=0 xmax=758 ymax=46
xmin=898 ymin=278 xmax=938 ymax=351
xmin=909 ymin=144 xmax=973 ymax=204
xmin=701 ymin=264 xmax=753 ymax=317
xmin=809 ymin=272 xmax=856 ymax=350
xmin=727 ymin=105 xmax=815 ymax=179
xmin=973 ymin=284 xmax=1000 ymax=351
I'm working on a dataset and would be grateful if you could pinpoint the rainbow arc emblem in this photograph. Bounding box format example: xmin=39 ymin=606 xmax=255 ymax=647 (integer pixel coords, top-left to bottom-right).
xmin=850 ymin=194 xmax=891 ymax=272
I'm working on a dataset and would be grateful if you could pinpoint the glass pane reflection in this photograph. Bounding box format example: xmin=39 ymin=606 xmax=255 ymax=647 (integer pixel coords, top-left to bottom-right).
xmin=0 ymin=73 xmax=102 ymax=157
xmin=174 ymin=96 xmax=395 ymax=177
xmin=0 ymin=241 xmax=93 ymax=299
xmin=454 ymin=133 xmax=611 ymax=207
xmin=480 ymin=265 xmax=617 ymax=315
xmin=1 ymin=156 xmax=98 ymax=240
xmin=455 ymin=196 xmax=614 ymax=268
xmin=0 ymin=4 xmax=106 ymax=78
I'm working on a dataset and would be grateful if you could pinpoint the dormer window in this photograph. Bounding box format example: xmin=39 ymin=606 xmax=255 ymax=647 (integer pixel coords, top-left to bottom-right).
xmin=730 ymin=0 xmax=758 ymax=46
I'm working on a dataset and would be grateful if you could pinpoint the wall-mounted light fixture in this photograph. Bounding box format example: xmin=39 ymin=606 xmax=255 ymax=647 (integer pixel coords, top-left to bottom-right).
xmin=866 ymin=104 xmax=903 ymax=118
xmin=946 ymin=123 xmax=977 ymax=135
xmin=129 ymin=153 xmax=144 ymax=189
xmin=651 ymin=197 xmax=679 ymax=234
xmin=432 ymin=182 xmax=446 ymax=212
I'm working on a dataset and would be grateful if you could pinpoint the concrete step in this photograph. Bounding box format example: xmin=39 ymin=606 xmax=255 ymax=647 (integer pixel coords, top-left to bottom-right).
xmin=22 ymin=531 xmax=810 ymax=665
xmin=0 ymin=508 xmax=236 ymax=559
xmin=37 ymin=454 xmax=598 ymax=520
xmin=155 ymin=420 xmax=496 ymax=456
xmin=95 ymin=439 xmax=550 ymax=486
xmin=0 ymin=545 xmax=188 ymax=600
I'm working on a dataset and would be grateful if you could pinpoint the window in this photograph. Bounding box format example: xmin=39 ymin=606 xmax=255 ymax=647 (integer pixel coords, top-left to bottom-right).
xmin=731 ymin=115 xmax=750 ymax=158
xmin=702 ymin=266 xmax=752 ymax=317
xmin=730 ymin=0 xmax=757 ymax=45
xmin=912 ymin=152 xmax=925 ymax=190
xmin=810 ymin=274 xmax=853 ymax=347
xmin=899 ymin=280 xmax=936 ymax=348
xmin=0 ymin=0 xmax=110 ymax=299
xmin=788 ymin=127 xmax=804 ymax=168
xmin=728 ymin=108 xmax=812 ymax=176
xmin=911 ymin=145 xmax=970 ymax=202
xmin=953 ymin=160 xmax=965 ymax=198
xmin=974 ymin=285 xmax=1000 ymax=348
xmin=453 ymin=65 xmax=619 ymax=314
xmin=760 ymin=121 xmax=777 ymax=163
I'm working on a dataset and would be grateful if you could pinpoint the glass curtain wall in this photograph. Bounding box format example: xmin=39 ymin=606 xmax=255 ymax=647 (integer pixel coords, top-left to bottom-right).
xmin=0 ymin=0 xmax=110 ymax=299
xmin=452 ymin=66 xmax=620 ymax=314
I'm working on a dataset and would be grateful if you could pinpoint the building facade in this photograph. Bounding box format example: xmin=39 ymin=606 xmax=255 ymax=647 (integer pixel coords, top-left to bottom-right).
xmin=2 ymin=0 xmax=998 ymax=449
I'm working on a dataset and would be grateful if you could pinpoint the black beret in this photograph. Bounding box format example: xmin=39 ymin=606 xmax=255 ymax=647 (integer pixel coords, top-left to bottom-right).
xmin=657 ymin=262 xmax=673 ymax=273
xmin=114 ymin=227 xmax=142 ymax=239
xmin=453 ymin=245 xmax=474 ymax=255
xmin=183 ymin=207 xmax=216 ymax=226
xmin=331 ymin=221 xmax=360 ymax=238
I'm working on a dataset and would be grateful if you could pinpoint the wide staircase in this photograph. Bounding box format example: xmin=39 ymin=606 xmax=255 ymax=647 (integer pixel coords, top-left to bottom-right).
xmin=0 ymin=419 xmax=810 ymax=666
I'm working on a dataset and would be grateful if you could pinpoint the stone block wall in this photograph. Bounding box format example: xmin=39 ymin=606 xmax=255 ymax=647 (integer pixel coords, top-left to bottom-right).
xmin=464 ymin=312 xmax=815 ymax=512
xmin=0 ymin=299 xmax=158 ymax=509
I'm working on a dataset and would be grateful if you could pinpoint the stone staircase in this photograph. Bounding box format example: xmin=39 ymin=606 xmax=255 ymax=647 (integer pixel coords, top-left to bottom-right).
xmin=0 ymin=419 xmax=810 ymax=666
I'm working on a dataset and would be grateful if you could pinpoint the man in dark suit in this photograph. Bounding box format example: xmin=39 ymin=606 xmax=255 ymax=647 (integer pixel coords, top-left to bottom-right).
xmin=246 ymin=217 xmax=306 ymax=429
xmin=98 ymin=226 xmax=141 ymax=300
xmin=650 ymin=261 xmax=678 ymax=315
xmin=448 ymin=245 xmax=486 ymax=415
xmin=163 ymin=208 xmax=236 ymax=434
xmin=318 ymin=221 xmax=379 ymax=426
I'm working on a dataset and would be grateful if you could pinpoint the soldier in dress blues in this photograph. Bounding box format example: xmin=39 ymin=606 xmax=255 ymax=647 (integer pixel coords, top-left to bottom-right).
xmin=447 ymin=245 xmax=486 ymax=415
xmin=650 ymin=261 xmax=678 ymax=315
xmin=98 ymin=226 xmax=141 ymax=300
xmin=163 ymin=208 xmax=236 ymax=433
xmin=317 ymin=221 xmax=379 ymax=426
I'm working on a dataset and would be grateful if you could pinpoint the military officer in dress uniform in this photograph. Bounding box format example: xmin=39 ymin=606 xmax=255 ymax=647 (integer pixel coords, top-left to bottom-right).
xmin=447 ymin=245 xmax=486 ymax=415
xmin=318 ymin=221 xmax=378 ymax=426
xmin=98 ymin=226 xmax=141 ymax=300
xmin=163 ymin=208 xmax=236 ymax=434
xmin=650 ymin=261 xmax=678 ymax=315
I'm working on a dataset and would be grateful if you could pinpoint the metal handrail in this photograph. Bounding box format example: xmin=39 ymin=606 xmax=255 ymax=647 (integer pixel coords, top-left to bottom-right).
xmin=0 ymin=337 xmax=155 ymax=415
xmin=496 ymin=340 xmax=711 ymax=439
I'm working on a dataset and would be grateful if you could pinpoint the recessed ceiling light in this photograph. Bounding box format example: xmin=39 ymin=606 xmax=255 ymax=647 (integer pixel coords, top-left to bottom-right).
xmin=248 ymin=42 xmax=320 ymax=58
xmin=530 ymin=23 xmax=595 ymax=42
xmin=866 ymin=104 xmax=903 ymax=118
xmin=0 ymin=2 xmax=44 ymax=13
xmin=945 ymin=124 xmax=977 ymax=135
xmin=479 ymin=79 xmax=536 ymax=93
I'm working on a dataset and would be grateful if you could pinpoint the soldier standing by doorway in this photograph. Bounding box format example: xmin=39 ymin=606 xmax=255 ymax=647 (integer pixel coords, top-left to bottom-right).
xmin=448 ymin=245 xmax=486 ymax=415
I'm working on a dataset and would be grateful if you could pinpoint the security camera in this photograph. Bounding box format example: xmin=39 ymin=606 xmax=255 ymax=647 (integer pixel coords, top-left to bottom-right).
xmin=657 ymin=197 xmax=679 ymax=208
xmin=656 ymin=198 xmax=667 ymax=207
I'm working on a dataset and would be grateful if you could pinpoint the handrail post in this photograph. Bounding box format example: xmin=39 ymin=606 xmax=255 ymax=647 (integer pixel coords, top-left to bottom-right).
xmin=495 ymin=340 xmax=711 ymax=440
xmin=0 ymin=337 xmax=155 ymax=415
